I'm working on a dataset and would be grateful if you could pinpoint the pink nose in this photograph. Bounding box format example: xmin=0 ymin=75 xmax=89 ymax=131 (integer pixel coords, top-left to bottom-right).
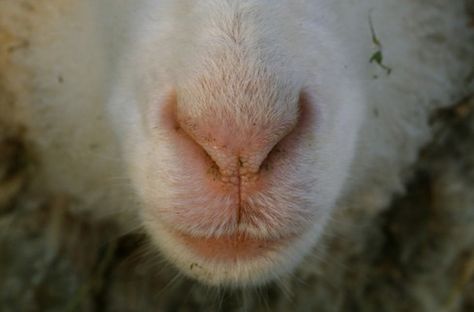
xmin=156 ymin=90 xmax=313 ymax=239
xmin=175 ymin=101 xmax=302 ymax=183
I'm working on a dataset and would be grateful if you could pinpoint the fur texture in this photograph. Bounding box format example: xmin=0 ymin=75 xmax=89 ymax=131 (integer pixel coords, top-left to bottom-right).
xmin=2 ymin=0 xmax=473 ymax=286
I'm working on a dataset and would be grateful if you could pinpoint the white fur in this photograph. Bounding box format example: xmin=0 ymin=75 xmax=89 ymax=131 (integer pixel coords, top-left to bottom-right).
xmin=2 ymin=0 xmax=473 ymax=286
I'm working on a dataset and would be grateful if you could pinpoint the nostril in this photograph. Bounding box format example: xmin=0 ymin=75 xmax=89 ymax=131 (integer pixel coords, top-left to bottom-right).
xmin=251 ymin=91 xmax=312 ymax=172
xmin=163 ymin=89 xmax=312 ymax=180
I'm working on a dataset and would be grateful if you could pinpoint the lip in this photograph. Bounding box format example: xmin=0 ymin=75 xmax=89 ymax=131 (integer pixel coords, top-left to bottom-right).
xmin=174 ymin=230 xmax=293 ymax=262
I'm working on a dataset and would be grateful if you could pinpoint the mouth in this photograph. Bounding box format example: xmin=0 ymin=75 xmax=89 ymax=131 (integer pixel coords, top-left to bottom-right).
xmin=174 ymin=230 xmax=294 ymax=262
xmin=144 ymin=217 xmax=309 ymax=286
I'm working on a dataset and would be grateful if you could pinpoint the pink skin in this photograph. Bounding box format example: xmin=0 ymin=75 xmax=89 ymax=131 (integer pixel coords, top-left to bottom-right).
xmin=152 ymin=90 xmax=317 ymax=260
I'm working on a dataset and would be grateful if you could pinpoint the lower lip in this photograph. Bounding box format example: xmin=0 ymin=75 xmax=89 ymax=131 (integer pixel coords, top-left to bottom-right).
xmin=175 ymin=231 xmax=290 ymax=261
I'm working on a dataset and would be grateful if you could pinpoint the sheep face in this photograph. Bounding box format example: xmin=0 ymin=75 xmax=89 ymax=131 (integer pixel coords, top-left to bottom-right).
xmin=108 ymin=1 xmax=365 ymax=286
